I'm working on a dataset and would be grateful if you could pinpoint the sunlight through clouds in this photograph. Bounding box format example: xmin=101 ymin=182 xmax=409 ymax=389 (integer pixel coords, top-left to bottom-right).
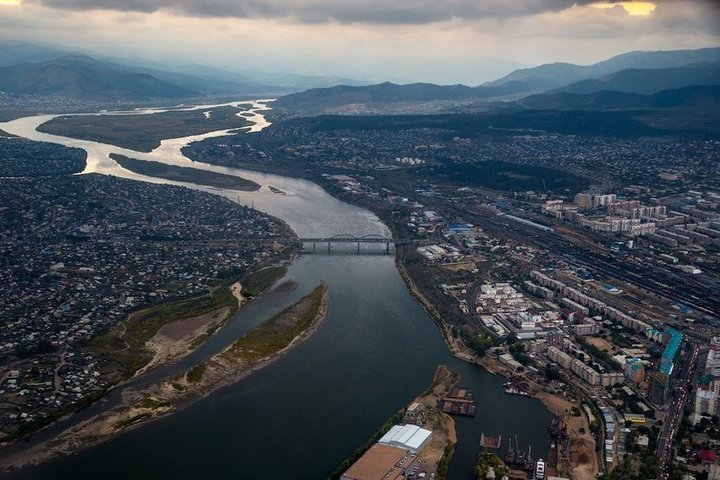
xmin=590 ymin=1 xmax=657 ymax=16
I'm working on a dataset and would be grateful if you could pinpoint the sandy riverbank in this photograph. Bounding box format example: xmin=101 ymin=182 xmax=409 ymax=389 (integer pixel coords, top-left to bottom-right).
xmin=136 ymin=305 xmax=232 ymax=376
xmin=414 ymin=365 xmax=459 ymax=469
xmin=1 ymin=284 xmax=330 ymax=471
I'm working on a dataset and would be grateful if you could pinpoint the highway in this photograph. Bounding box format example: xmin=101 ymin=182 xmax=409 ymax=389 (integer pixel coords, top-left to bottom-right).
xmin=656 ymin=341 xmax=699 ymax=480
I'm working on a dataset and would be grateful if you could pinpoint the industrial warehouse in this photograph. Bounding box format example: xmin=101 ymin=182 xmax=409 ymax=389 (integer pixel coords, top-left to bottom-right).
xmin=341 ymin=425 xmax=433 ymax=480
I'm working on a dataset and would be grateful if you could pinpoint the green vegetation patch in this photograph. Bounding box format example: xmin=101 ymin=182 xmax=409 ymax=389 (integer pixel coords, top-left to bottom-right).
xmin=240 ymin=266 xmax=287 ymax=297
xmin=222 ymin=284 xmax=326 ymax=364
xmin=88 ymin=284 xmax=239 ymax=379
xmin=137 ymin=397 xmax=171 ymax=410
xmin=474 ymin=451 xmax=509 ymax=480
xmin=113 ymin=412 xmax=151 ymax=430
xmin=425 ymin=159 xmax=590 ymax=195
xmin=38 ymin=106 xmax=252 ymax=152
xmin=110 ymin=154 xmax=260 ymax=191
xmin=436 ymin=442 xmax=454 ymax=480
xmin=186 ymin=362 xmax=208 ymax=383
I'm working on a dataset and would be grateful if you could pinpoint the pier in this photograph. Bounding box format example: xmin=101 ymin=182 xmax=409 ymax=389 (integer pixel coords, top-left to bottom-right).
xmin=480 ymin=433 xmax=502 ymax=449
xmin=441 ymin=386 xmax=477 ymax=417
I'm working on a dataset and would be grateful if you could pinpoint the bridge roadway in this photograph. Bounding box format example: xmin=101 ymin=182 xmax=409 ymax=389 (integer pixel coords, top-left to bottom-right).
xmin=118 ymin=234 xmax=412 ymax=254
xmin=294 ymin=234 xmax=412 ymax=254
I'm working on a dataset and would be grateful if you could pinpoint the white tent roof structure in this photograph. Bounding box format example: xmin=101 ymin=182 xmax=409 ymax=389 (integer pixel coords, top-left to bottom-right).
xmin=378 ymin=425 xmax=432 ymax=453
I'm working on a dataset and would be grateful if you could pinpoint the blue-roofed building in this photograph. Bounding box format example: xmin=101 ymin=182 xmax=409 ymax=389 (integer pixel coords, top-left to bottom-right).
xmin=659 ymin=327 xmax=683 ymax=376
xmin=446 ymin=223 xmax=473 ymax=235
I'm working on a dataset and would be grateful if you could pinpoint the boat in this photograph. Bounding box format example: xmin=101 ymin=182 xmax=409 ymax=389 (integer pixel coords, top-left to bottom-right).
xmin=535 ymin=459 xmax=546 ymax=480
xmin=524 ymin=445 xmax=533 ymax=471
xmin=505 ymin=386 xmax=530 ymax=396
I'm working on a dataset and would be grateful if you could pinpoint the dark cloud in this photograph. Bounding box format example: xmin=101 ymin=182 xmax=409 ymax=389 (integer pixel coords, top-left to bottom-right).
xmin=31 ymin=0 xmax=613 ymax=23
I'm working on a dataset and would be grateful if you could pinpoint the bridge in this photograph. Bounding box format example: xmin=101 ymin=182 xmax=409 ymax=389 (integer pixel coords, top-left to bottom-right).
xmin=295 ymin=234 xmax=411 ymax=254
xmin=132 ymin=234 xmax=412 ymax=254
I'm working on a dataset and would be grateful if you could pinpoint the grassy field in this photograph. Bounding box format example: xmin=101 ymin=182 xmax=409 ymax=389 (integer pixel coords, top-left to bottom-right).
xmin=38 ymin=106 xmax=251 ymax=152
xmin=110 ymin=154 xmax=260 ymax=191
xmin=88 ymin=267 xmax=286 ymax=379
xmin=221 ymin=284 xmax=326 ymax=364
xmin=88 ymin=284 xmax=239 ymax=379
xmin=240 ymin=266 xmax=287 ymax=297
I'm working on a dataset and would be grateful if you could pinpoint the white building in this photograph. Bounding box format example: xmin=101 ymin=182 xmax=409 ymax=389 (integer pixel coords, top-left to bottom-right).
xmin=694 ymin=388 xmax=717 ymax=420
xmin=378 ymin=425 xmax=432 ymax=454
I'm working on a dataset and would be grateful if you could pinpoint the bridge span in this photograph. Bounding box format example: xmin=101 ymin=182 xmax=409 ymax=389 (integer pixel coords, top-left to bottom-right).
xmin=295 ymin=234 xmax=411 ymax=254
xmin=142 ymin=234 xmax=412 ymax=254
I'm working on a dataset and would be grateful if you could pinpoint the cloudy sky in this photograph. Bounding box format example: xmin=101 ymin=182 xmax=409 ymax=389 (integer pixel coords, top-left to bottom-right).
xmin=0 ymin=0 xmax=718 ymax=84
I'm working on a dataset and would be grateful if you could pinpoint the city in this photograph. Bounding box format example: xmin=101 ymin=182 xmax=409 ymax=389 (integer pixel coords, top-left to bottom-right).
xmin=0 ymin=1 xmax=719 ymax=480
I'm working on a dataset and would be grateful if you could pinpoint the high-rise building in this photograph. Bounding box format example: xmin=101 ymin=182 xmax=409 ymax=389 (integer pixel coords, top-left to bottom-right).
xmin=648 ymin=372 xmax=670 ymax=405
xmin=694 ymin=387 xmax=717 ymax=418
xmin=574 ymin=193 xmax=592 ymax=209
xmin=625 ymin=358 xmax=645 ymax=384
xmin=546 ymin=330 xmax=564 ymax=350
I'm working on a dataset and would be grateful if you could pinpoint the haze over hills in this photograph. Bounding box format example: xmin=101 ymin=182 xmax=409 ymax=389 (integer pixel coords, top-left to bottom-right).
xmin=272 ymin=82 xmax=480 ymax=112
xmin=275 ymin=47 xmax=720 ymax=114
xmin=515 ymin=85 xmax=720 ymax=111
xmin=484 ymin=47 xmax=720 ymax=90
xmin=0 ymin=41 xmax=371 ymax=104
xmin=549 ymin=61 xmax=720 ymax=95
xmin=0 ymin=55 xmax=199 ymax=102
xmin=2 ymin=41 xmax=720 ymax=115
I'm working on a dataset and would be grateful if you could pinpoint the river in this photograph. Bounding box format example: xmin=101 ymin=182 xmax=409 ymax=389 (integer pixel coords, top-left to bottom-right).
xmin=0 ymin=102 xmax=553 ymax=479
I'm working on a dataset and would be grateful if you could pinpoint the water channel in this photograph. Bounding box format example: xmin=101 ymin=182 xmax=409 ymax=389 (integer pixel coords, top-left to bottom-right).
xmin=0 ymin=102 xmax=553 ymax=479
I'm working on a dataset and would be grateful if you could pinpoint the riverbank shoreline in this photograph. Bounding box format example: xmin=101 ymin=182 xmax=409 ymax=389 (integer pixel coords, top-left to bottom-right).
xmin=329 ymin=365 xmax=459 ymax=480
xmin=0 ymin=262 xmax=291 ymax=464
xmin=1 ymin=283 xmax=330 ymax=472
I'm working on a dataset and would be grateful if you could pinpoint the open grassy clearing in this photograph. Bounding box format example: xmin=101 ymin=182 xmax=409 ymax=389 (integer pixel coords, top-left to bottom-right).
xmin=110 ymin=154 xmax=260 ymax=191
xmin=38 ymin=106 xmax=251 ymax=152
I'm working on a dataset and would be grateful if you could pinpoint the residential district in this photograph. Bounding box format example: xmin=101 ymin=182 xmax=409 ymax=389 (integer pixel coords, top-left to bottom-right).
xmin=0 ymin=172 xmax=289 ymax=441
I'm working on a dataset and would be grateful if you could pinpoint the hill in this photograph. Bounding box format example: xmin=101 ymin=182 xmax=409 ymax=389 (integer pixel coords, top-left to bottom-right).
xmin=517 ymin=85 xmax=720 ymax=111
xmin=0 ymin=41 xmax=77 ymax=67
xmin=0 ymin=55 xmax=197 ymax=102
xmin=273 ymin=82 xmax=479 ymax=112
xmin=0 ymin=41 xmax=367 ymax=95
xmin=484 ymin=47 xmax=720 ymax=92
xmin=274 ymin=48 xmax=720 ymax=114
xmin=550 ymin=62 xmax=720 ymax=95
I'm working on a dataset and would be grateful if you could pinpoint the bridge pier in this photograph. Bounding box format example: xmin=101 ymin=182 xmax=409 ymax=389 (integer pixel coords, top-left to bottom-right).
xmin=312 ymin=242 xmax=316 ymax=253
xmin=386 ymin=242 xmax=390 ymax=254
xmin=357 ymin=242 xmax=360 ymax=254
xmin=327 ymin=242 xmax=331 ymax=253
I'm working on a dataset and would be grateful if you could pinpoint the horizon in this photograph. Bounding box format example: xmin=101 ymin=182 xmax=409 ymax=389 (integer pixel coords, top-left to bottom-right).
xmin=0 ymin=0 xmax=719 ymax=84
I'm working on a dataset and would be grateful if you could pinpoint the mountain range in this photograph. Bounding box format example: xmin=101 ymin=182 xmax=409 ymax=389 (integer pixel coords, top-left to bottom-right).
xmin=0 ymin=41 xmax=369 ymax=103
xmin=0 ymin=55 xmax=198 ymax=102
xmin=1 ymin=41 xmax=719 ymax=115
xmin=275 ymin=47 xmax=720 ymax=114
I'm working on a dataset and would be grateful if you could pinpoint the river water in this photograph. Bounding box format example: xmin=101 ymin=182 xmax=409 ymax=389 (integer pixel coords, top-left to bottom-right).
xmin=0 ymin=102 xmax=552 ymax=479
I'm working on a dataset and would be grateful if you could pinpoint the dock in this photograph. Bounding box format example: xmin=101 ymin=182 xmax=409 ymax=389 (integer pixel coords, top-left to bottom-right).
xmin=480 ymin=433 xmax=502 ymax=449
xmin=441 ymin=386 xmax=477 ymax=417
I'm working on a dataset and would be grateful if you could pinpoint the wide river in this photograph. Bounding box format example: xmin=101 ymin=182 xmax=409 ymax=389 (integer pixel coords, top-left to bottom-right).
xmin=0 ymin=101 xmax=552 ymax=479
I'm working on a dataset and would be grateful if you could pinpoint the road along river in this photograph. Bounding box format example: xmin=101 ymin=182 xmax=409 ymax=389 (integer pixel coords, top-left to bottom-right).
xmin=0 ymin=102 xmax=553 ymax=479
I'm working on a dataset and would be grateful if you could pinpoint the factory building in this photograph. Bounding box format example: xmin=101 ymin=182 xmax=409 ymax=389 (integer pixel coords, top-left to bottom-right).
xmin=378 ymin=425 xmax=432 ymax=454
